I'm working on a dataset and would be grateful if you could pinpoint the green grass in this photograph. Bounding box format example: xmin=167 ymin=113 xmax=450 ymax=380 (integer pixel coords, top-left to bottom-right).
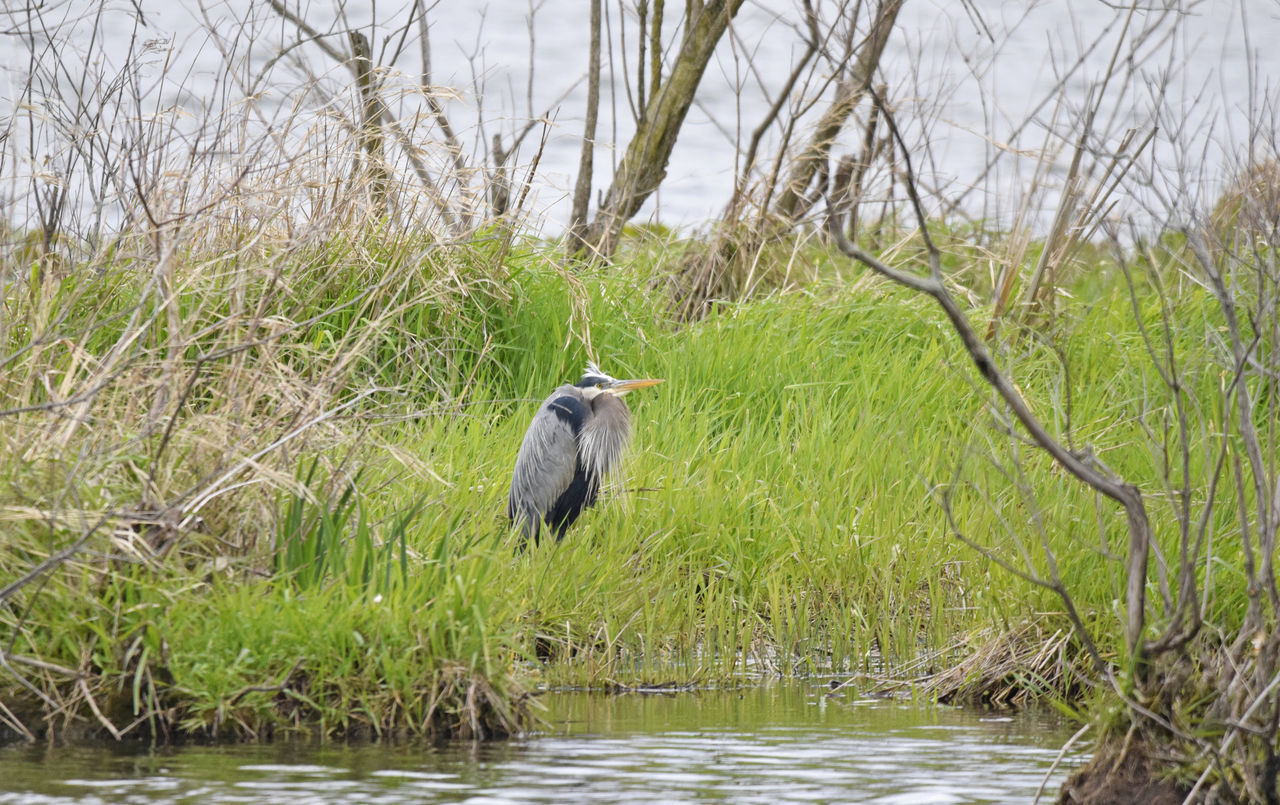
xmin=0 ymin=230 xmax=1256 ymax=739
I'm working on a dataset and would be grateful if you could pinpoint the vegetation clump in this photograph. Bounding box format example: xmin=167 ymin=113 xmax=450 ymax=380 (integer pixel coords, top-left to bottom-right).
xmin=0 ymin=217 xmax=1261 ymax=750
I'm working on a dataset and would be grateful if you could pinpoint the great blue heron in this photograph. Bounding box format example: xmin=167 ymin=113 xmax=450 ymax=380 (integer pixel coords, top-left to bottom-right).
xmin=508 ymin=363 xmax=663 ymax=544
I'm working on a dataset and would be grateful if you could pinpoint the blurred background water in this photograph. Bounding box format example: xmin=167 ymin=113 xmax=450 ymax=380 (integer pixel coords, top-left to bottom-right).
xmin=2 ymin=0 xmax=1276 ymax=233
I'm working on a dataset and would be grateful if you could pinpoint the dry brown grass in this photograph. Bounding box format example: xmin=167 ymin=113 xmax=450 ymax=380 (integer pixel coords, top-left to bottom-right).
xmin=869 ymin=620 xmax=1088 ymax=707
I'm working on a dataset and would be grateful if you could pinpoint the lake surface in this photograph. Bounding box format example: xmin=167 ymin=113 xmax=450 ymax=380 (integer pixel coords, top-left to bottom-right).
xmin=0 ymin=683 xmax=1082 ymax=804
xmin=3 ymin=1 xmax=1278 ymax=232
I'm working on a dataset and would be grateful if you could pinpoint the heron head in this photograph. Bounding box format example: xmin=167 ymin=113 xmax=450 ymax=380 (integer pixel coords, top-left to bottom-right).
xmin=575 ymin=362 xmax=664 ymax=400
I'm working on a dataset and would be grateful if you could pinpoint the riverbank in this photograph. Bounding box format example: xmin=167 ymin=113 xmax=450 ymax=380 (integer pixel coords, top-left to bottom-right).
xmin=1 ymin=226 xmax=1240 ymax=749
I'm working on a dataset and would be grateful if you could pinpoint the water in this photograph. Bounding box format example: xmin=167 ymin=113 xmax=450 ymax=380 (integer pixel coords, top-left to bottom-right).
xmin=0 ymin=684 xmax=1082 ymax=804
xmin=2 ymin=1 xmax=1277 ymax=234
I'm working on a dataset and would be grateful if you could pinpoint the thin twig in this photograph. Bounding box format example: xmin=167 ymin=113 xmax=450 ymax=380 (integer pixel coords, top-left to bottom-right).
xmin=78 ymin=678 xmax=123 ymax=740
xmin=1033 ymin=722 xmax=1090 ymax=804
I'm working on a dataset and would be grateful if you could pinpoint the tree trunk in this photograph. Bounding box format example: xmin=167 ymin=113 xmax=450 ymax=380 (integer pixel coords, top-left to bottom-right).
xmin=348 ymin=31 xmax=389 ymax=214
xmin=576 ymin=0 xmax=746 ymax=259
xmin=772 ymin=0 xmax=902 ymax=223
xmin=567 ymin=0 xmax=603 ymax=255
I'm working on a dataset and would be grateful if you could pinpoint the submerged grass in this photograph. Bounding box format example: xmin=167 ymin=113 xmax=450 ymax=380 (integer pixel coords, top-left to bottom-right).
xmin=0 ymin=228 xmax=1249 ymax=741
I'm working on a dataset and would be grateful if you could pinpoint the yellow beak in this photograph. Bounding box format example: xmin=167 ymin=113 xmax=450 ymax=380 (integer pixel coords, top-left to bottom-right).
xmin=606 ymin=378 xmax=664 ymax=394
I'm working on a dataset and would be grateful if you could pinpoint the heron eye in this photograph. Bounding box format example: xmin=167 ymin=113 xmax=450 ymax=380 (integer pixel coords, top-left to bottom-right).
xmin=595 ymin=382 xmax=606 ymax=389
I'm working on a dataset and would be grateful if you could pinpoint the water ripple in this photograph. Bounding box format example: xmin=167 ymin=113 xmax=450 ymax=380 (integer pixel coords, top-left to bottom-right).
xmin=0 ymin=687 xmax=1083 ymax=804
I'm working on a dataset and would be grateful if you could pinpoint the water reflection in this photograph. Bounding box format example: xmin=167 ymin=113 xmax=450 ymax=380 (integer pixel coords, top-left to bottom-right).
xmin=0 ymin=684 xmax=1082 ymax=804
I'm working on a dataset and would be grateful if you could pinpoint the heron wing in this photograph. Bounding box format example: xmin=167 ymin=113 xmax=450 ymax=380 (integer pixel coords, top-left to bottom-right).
xmin=508 ymin=391 xmax=589 ymax=539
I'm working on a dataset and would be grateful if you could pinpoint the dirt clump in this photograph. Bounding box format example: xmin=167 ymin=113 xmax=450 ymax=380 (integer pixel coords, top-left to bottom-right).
xmin=1058 ymin=740 xmax=1189 ymax=805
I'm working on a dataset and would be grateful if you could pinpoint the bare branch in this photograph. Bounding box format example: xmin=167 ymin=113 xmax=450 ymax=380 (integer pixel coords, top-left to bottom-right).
xmin=830 ymin=87 xmax=1152 ymax=661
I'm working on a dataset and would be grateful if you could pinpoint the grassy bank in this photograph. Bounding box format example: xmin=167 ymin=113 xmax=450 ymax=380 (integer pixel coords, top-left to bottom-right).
xmin=0 ymin=229 xmax=1246 ymax=742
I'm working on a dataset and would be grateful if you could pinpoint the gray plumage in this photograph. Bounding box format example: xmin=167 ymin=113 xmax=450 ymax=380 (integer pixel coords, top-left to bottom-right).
xmin=508 ymin=365 xmax=662 ymax=544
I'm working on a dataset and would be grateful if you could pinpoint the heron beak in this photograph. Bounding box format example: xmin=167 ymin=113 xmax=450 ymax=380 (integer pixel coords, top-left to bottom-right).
xmin=605 ymin=377 xmax=664 ymax=395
